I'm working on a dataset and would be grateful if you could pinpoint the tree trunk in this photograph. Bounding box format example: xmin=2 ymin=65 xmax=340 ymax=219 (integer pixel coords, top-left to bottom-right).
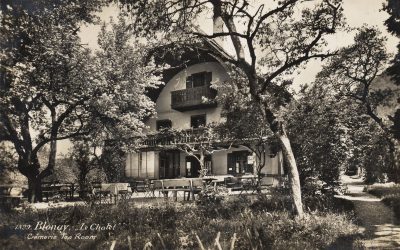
xmin=260 ymin=103 xmax=304 ymax=217
xmin=78 ymin=164 xmax=90 ymax=198
xmin=199 ymin=150 xmax=206 ymax=177
xmin=275 ymin=127 xmax=304 ymax=217
xmin=18 ymin=155 xmax=44 ymax=203
xmin=27 ymin=177 xmax=43 ymax=203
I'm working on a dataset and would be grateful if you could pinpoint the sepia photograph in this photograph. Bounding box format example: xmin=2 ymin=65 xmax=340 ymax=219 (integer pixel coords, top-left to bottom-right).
xmin=0 ymin=0 xmax=399 ymax=249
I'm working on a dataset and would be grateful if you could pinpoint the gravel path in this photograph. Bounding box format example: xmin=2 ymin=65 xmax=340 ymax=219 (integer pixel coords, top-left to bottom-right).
xmin=339 ymin=175 xmax=400 ymax=249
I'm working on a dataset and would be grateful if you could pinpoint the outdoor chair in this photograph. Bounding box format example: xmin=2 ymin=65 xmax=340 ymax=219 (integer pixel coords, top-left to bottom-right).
xmin=224 ymin=177 xmax=243 ymax=191
xmin=115 ymin=183 xmax=132 ymax=201
xmin=58 ymin=183 xmax=75 ymax=200
xmin=77 ymin=183 xmax=95 ymax=200
xmin=190 ymin=178 xmax=203 ymax=200
xmin=240 ymin=178 xmax=258 ymax=195
xmin=91 ymin=182 xmax=112 ymax=203
xmin=257 ymin=177 xmax=275 ymax=193
xmin=133 ymin=179 xmax=154 ymax=198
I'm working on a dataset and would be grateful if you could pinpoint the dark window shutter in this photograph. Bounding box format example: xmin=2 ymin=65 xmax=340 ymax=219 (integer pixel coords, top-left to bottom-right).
xmin=186 ymin=75 xmax=193 ymax=88
xmin=156 ymin=120 xmax=172 ymax=130
xmin=206 ymin=72 xmax=212 ymax=85
xmin=227 ymin=153 xmax=235 ymax=174
xmin=190 ymin=114 xmax=206 ymax=128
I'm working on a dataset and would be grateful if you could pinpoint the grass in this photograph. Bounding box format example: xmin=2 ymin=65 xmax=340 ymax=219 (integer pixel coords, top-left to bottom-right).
xmin=0 ymin=192 xmax=363 ymax=250
xmin=366 ymin=184 xmax=400 ymax=221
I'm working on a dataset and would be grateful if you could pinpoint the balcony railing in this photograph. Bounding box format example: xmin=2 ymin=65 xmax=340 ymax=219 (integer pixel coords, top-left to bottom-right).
xmin=142 ymin=128 xmax=209 ymax=147
xmin=171 ymin=86 xmax=217 ymax=111
xmin=138 ymin=128 xmax=264 ymax=149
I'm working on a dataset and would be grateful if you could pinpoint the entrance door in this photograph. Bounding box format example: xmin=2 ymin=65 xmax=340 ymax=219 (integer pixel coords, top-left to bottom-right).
xmin=185 ymin=156 xmax=201 ymax=177
xmin=227 ymin=151 xmax=252 ymax=175
xmin=159 ymin=151 xmax=180 ymax=179
xmin=186 ymin=155 xmax=212 ymax=177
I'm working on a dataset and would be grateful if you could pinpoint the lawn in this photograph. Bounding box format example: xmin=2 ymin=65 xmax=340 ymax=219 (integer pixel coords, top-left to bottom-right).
xmin=0 ymin=190 xmax=363 ymax=250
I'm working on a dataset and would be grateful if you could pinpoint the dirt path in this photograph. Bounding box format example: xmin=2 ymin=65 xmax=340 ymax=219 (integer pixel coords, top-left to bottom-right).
xmin=339 ymin=175 xmax=400 ymax=249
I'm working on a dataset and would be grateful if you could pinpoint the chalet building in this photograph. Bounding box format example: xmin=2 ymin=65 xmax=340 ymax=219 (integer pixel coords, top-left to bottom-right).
xmin=124 ymin=46 xmax=285 ymax=181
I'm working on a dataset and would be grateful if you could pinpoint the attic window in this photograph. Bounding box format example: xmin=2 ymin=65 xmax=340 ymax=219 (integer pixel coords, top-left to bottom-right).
xmin=156 ymin=119 xmax=172 ymax=130
xmin=186 ymin=72 xmax=212 ymax=88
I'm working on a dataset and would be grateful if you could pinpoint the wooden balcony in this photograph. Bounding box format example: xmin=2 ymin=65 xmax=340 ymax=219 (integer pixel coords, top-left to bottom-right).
xmin=142 ymin=128 xmax=208 ymax=148
xmin=171 ymin=86 xmax=217 ymax=111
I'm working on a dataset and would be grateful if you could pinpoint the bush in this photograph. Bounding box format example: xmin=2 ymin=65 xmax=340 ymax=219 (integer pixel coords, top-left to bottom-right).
xmin=0 ymin=195 xmax=362 ymax=250
xmin=366 ymin=185 xmax=400 ymax=197
xmin=250 ymin=187 xmax=354 ymax=215
xmin=382 ymin=194 xmax=400 ymax=220
xmin=196 ymin=184 xmax=225 ymax=206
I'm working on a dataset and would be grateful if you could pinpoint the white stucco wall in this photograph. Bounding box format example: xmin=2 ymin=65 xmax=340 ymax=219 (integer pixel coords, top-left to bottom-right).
xmin=146 ymin=62 xmax=229 ymax=131
xmin=125 ymin=61 xmax=284 ymax=180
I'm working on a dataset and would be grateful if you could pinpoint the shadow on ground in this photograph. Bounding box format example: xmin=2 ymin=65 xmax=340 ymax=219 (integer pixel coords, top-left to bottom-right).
xmin=339 ymin=175 xmax=400 ymax=249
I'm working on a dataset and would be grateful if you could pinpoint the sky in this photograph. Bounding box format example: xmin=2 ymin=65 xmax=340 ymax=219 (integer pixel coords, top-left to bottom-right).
xmin=62 ymin=0 xmax=399 ymax=155
xmin=295 ymin=0 xmax=398 ymax=90
xmin=79 ymin=0 xmax=398 ymax=88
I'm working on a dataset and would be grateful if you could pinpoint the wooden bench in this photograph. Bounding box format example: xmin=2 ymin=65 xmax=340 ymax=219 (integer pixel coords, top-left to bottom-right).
xmin=41 ymin=182 xmax=62 ymax=201
xmin=0 ymin=185 xmax=24 ymax=210
xmin=58 ymin=183 xmax=76 ymax=200
xmin=153 ymin=178 xmax=203 ymax=201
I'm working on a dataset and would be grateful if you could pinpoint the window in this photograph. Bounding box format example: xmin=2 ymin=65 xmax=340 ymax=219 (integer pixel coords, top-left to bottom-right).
xmin=186 ymin=72 xmax=212 ymax=88
xmin=156 ymin=119 xmax=172 ymax=131
xmin=227 ymin=151 xmax=253 ymax=175
xmin=191 ymin=114 xmax=206 ymax=128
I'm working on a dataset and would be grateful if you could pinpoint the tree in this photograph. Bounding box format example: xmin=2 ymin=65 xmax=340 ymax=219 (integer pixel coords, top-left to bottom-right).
xmin=318 ymin=27 xmax=400 ymax=182
xmin=383 ymin=0 xmax=400 ymax=141
xmin=120 ymin=0 xmax=346 ymax=216
xmin=215 ymin=75 xmax=279 ymax=190
xmin=286 ymin=84 xmax=352 ymax=192
xmin=99 ymin=140 xmax=125 ymax=182
xmin=70 ymin=139 xmax=99 ymax=197
xmin=147 ymin=125 xmax=220 ymax=178
xmin=0 ymin=0 xmax=102 ymax=202
xmin=92 ymin=15 xmax=168 ymax=182
xmin=383 ymin=0 xmax=400 ymax=84
xmin=0 ymin=143 xmax=18 ymax=184
xmin=0 ymin=2 xmax=163 ymax=202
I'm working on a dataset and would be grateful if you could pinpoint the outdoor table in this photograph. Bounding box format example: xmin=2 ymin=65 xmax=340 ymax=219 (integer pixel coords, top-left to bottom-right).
xmin=211 ymin=179 xmax=225 ymax=191
xmin=98 ymin=183 xmax=131 ymax=203
xmin=202 ymin=177 xmax=217 ymax=185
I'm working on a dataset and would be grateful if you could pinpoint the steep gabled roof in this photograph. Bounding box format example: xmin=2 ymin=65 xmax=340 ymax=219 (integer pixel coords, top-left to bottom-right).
xmin=146 ymin=38 xmax=232 ymax=102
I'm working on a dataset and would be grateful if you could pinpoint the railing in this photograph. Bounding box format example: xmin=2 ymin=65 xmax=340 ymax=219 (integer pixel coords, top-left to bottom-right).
xmin=142 ymin=128 xmax=210 ymax=147
xmin=171 ymin=86 xmax=217 ymax=111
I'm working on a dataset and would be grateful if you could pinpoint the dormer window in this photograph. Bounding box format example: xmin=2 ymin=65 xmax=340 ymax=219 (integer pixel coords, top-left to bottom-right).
xmin=186 ymin=72 xmax=212 ymax=88
xmin=156 ymin=119 xmax=172 ymax=131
